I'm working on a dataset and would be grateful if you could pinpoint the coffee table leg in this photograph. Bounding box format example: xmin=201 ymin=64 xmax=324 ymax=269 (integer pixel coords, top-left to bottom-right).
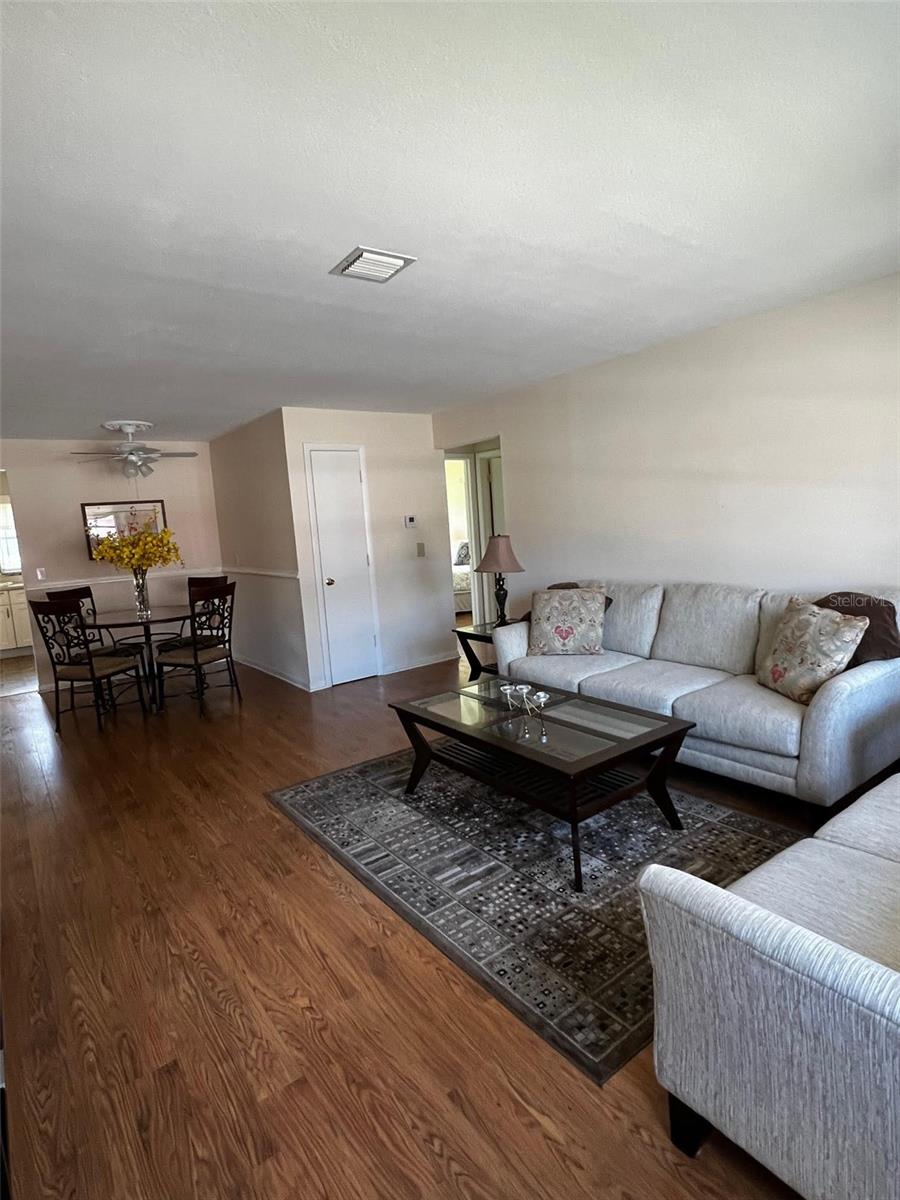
xmin=569 ymin=784 xmax=583 ymax=892
xmin=646 ymin=733 xmax=686 ymax=831
xmin=398 ymin=715 xmax=433 ymax=794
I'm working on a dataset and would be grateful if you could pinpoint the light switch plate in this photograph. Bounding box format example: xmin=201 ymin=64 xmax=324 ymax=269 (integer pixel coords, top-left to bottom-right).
xmin=35 ymin=567 xmax=46 ymax=581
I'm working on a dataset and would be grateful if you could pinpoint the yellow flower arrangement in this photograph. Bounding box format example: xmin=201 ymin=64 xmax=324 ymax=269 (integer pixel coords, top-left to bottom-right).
xmin=92 ymin=521 xmax=184 ymax=571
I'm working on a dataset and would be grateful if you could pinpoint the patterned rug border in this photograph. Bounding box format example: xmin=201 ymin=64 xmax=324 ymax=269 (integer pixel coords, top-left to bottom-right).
xmin=267 ymin=745 xmax=798 ymax=1087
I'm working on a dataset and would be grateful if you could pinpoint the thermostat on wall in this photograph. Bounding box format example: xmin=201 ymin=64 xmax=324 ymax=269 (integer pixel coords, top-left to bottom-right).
xmin=404 ymin=515 xmax=417 ymax=528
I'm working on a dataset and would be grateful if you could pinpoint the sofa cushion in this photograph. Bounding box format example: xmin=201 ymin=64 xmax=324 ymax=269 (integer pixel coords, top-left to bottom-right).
xmin=756 ymin=587 xmax=900 ymax=674
xmin=757 ymin=597 xmax=869 ymax=705
xmin=815 ymin=774 xmax=900 ymax=864
xmin=729 ymin=839 xmax=900 ymax=970
xmin=681 ymin=736 xmax=798 ymax=780
xmin=650 ymin=583 xmax=763 ymax=675
xmin=813 ymin=592 xmax=900 ymax=667
xmin=673 ymin=675 xmax=805 ymax=757
xmin=527 ymin=588 xmax=608 ymax=655
xmin=579 ymin=659 xmax=730 ymax=715
xmin=578 ymin=581 xmax=664 ymax=658
xmin=509 ymin=650 xmax=639 ymax=690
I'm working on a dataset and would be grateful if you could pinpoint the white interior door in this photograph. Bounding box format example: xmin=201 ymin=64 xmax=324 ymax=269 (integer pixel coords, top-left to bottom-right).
xmin=309 ymin=449 xmax=378 ymax=685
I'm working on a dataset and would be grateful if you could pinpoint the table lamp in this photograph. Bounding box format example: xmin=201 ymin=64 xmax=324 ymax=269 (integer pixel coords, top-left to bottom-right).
xmin=474 ymin=535 xmax=524 ymax=627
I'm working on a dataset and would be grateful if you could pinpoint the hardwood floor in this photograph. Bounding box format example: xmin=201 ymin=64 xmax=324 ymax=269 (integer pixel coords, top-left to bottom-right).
xmin=1 ymin=659 xmax=800 ymax=1200
xmin=0 ymin=652 xmax=37 ymax=697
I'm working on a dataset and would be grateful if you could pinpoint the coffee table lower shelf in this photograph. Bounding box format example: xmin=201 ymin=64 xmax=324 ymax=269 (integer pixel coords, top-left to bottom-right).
xmin=434 ymin=739 xmax=645 ymax=820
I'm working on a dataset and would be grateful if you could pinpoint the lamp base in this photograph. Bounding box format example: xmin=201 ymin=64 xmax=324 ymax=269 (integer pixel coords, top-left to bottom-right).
xmin=494 ymin=573 xmax=509 ymax=627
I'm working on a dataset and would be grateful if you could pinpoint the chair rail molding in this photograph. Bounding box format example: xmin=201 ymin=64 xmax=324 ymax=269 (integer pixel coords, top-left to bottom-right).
xmin=220 ymin=566 xmax=301 ymax=580
xmin=24 ymin=566 xmax=225 ymax=592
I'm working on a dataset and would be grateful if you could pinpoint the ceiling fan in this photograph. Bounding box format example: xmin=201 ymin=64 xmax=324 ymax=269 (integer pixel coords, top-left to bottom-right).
xmin=71 ymin=421 xmax=198 ymax=478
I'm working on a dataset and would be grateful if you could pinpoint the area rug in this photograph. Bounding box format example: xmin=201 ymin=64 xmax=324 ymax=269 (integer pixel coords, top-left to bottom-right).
xmin=269 ymin=750 xmax=801 ymax=1085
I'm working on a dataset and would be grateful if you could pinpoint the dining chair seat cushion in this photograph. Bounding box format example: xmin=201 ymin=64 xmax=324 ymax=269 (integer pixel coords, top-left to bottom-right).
xmin=71 ymin=644 xmax=144 ymax=663
xmin=156 ymin=645 xmax=228 ymax=667
xmin=57 ymin=656 xmax=137 ymax=681
xmin=93 ymin=643 xmax=144 ymax=658
xmin=157 ymin=634 xmax=219 ymax=653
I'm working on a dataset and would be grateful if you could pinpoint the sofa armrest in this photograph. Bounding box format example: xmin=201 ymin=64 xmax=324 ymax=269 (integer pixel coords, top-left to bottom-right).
xmin=797 ymin=658 xmax=900 ymax=806
xmin=493 ymin=621 xmax=530 ymax=674
xmin=639 ymin=863 xmax=900 ymax=1200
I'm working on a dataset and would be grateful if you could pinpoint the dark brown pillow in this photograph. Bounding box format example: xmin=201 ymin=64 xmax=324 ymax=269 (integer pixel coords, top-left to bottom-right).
xmin=813 ymin=592 xmax=900 ymax=667
xmin=520 ymin=583 xmax=612 ymax=623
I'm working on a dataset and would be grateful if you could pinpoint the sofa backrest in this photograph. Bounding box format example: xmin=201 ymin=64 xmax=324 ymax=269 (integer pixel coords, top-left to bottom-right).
xmin=650 ymin=583 xmax=764 ymax=675
xmin=562 ymin=579 xmax=900 ymax=675
xmin=755 ymin=587 xmax=900 ymax=674
xmin=578 ymin=580 xmax=664 ymax=658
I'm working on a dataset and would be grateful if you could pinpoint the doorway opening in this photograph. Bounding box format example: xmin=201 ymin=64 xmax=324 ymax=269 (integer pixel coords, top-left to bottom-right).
xmin=443 ymin=438 xmax=506 ymax=633
xmin=0 ymin=470 xmax=37 ymax=697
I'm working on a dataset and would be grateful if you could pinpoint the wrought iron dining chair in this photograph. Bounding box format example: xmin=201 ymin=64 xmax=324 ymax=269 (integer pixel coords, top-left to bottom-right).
xmin=155 ymin=582 xmax=241 ymax=714
xmin=50 ymin=584 xmax=149 ymax=661
xmin=158 ymin=575 xmax=229 ymax=652
xmin=50 ymin=584 xmax=150 ymax=705
xmin=30 ymin=597 xmax=148 ymax=733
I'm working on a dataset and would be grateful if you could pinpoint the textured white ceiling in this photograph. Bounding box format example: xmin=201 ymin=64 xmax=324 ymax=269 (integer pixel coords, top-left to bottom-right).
xmin=2 ymin=2 xmax=898 ymax=440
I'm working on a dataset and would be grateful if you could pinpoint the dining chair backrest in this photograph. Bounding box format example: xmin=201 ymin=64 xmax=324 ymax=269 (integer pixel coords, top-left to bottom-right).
xmin=188 ymin=582 xmax=236 ymax=650
xmin=29 ymin=597 xmax=95 ymax=672
xmin=188 ymin=575 xmax=228 ymax=595
xmin=49 ymin=585 xmax=104 ymax=649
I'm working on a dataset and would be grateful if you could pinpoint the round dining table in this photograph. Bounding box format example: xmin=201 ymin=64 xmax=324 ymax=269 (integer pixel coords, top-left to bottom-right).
xmin=84 ymin=606 xmax=192 ymax=704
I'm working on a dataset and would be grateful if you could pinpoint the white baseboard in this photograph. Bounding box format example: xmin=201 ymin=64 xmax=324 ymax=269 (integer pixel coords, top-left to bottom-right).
xmin=232 ymin=655 xmax=310 ymax=692
xmin=381 ymin=651 xmax=460 ymax=674
xmin=30 ymin=654 xmax=456 ymax=700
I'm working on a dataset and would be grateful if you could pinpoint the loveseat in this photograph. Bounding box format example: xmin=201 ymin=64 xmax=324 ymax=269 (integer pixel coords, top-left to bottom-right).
xmin=492 ymin=581 xmax=900 ymax=806
xmin=638 ymin=772 xmax=900 ymax=1200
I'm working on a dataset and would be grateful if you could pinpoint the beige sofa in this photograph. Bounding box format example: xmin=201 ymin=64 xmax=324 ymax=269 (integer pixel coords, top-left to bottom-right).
xmin=493 ymin=581 xmax=900 ymax=806
xmin=638 ymin=772 xmax=900 ymax=1200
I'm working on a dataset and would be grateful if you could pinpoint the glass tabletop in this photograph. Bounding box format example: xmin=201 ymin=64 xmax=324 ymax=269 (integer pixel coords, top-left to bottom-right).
xmin=479 ymin=713 xmax=618 ymax=762
xmin=85 ymin=606 xmax=191 ymax=628
xmin=459 ymin=676 xmax=568 ymax=707
xmin=397 ymin=677 xmax=682 ymax=772
xmin=543 ymin=698 xmax=666 ymax=739
xmin=453 ymin=620 xmax=524 ymax=635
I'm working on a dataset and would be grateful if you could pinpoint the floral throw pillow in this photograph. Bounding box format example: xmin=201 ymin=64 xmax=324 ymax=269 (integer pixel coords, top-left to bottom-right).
xmin=758 ymin=596 xmax=869 ymax=704
xmin=528 ymin=588 xmax=607 ymax=656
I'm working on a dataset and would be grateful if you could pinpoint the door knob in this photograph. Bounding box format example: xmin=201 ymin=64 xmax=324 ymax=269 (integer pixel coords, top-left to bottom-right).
xmin=325 ymin=577 xmax=335 ymax=586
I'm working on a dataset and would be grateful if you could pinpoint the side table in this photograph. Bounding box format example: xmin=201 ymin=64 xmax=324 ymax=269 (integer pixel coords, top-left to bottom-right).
xmin=453 ymin=620 xmax=522 ymax=682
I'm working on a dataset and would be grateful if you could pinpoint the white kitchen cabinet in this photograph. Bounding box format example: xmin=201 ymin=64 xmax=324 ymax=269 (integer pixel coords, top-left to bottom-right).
xmin=0 ymin=590 xmax=31 ymax=649
xmin=11 ymin=593 xmax=32 ymax=647
xmin=0 ymin=599 xmax=16 ymax=650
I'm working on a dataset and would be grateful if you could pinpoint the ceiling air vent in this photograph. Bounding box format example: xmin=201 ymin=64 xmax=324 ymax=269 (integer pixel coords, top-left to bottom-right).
xmin=329 ymin=245 xmax=417 ymax=283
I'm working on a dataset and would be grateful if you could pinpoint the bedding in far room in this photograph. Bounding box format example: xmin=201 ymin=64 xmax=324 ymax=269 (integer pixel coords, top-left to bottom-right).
xmin=452 ymin=540 xmax=472 ymax=612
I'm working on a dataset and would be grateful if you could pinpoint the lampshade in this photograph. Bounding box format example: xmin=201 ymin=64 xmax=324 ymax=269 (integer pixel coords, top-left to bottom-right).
xmin=474 ymin=535 xmax=524 ymax=574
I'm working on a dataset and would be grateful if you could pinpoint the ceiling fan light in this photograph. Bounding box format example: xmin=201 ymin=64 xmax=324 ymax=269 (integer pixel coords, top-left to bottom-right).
xmin=123 ymin=461 xmax=139 ymax=478
xmin=138 ymin=462 xmax=154 ymax=478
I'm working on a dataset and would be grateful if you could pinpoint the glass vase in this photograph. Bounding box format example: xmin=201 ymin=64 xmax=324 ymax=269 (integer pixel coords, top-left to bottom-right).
xmin=132 ymin=568 xmax=151 ymax=620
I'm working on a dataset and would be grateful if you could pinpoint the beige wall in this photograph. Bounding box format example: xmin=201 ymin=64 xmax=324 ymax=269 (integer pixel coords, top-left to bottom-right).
xmin=1 ymin=438 xmax=221 ymax=684
xmin=210 ymin=406 xmax=456 ymax=691
xmin=209 ymin=410 xmax=308 ymax=687
xmin=1 ymin=438 xmax=220 ymax=587
xmin=282 ymin=408 xmax=456 ymax=689
xmin=433 ymin=274 xmax=900 ymax=614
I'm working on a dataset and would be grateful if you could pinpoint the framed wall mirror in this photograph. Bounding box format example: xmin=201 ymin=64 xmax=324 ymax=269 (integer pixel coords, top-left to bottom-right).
xmin=82 ymin=500 xmax=167 ymax=561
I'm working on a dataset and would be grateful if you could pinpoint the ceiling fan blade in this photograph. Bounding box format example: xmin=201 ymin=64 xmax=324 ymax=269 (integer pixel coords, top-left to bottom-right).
xmin=156 ymin=452 xmax=199 ymax=458
xmin=71 ymin=450 xmax=118 ymax=455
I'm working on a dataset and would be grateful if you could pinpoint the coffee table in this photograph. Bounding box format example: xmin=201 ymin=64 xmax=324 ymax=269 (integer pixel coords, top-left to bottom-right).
xmin=390 ymin=676 xmax=695 ymax=891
